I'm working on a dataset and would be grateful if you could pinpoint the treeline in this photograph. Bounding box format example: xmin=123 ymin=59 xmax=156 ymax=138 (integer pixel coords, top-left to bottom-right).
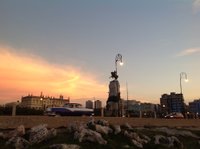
xmin=0 ymin=106 xmax=43 ymax=115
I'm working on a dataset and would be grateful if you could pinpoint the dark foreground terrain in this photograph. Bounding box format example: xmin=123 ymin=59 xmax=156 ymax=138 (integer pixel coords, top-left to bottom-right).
xmin=0 ymin=118 xmax=200 ymax=149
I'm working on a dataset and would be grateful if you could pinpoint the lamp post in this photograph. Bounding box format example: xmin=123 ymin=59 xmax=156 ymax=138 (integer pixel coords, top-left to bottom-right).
xmin=180 ymin=72 xmax=188 ymax=94
xmin=139 ymin=102 xmax=142 ymax=118
xmin=115 ymin=54 xmax=123 ymax=74
xmin=115 ymin=53 xmax=123 ymax=116
xmin=126 ymin=82 xmax=129 ymax=117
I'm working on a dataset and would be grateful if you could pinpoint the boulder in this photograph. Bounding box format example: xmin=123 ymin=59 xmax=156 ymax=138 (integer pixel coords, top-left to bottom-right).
xmin=96 ymin=119 xmax=109 ymax=126
xmin=154 ymin=135 xmax=168 ymax=145
xmin=6 ymin=136 xmax=30 ymax=149
xmin=49 ymin=144 xmax=80 ymax=149
xmin=3 ymin=125 xmax=25 ymax=139
xmin=123 ymin=123 xmax=133 ymax=130
xmin=154 ymin=135 xmax=183 ymax=148
xmin=47 ymin=128 xmax=57 ymax=139
xmin=0 ymin=132 xmax=4 ymax=138
xmin=74 ymin=128 xmax=107 ymax=145
xmin=141 ymin=134 xmax=151 ymax=142
xmin=29 ymin=124 xmax=49 ymax=144
xmin=95 ymin=124 xmax=112 ymax=135
xmin=16 ymin=125 xmax=26 ymax=136
xmin=168 ymin=136 xmax=183 ymax=148
xmin=131 ymin=139 xmax=143 ymax=148
xmin=123 ymin=144 xmax=130 ymax=148
xmin=154 ymin=127 xmax=199 ymax=138
xmin=112 ymin=125 xmax=121 ymax=134
xmin=67 ymin=122 xmax=86 ymax=133
xmin=124 ymin=131 xmax=150 ymax=148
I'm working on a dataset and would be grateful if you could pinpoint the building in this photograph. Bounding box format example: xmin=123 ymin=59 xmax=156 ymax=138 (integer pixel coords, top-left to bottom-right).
xmin=189 ymin=99 xmax=200 ymax=115
xmin=85 ymin=100 xmax=93 ymax=109
xmin=141 ymin=103 xmax=156 ymax=112
xmin=160 ymin=92 xmax=185 ymax=115
xmin=94 ymin=100 xmax=102 ymax=109
xmin=123 ymin=99 xmax=157 ymax=117
xmin=20 ymin=94 xmax=70 ymax=110
xmin=123 ymin=99 xmax=140 ymax=111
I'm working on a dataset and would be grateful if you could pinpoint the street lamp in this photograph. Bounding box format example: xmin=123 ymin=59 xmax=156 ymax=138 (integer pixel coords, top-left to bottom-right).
xmin=180 ymin=72 xmax=188 ymax=94
xmin=115 ymin=54 xmax=123 ymax=117
xmin=115 ymin=54 xmax=123 ymax=74
xmin=139 ymin=102 xmax=142 ymax=118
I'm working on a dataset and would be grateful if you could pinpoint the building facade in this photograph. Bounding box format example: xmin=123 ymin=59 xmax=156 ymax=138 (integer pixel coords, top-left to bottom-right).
xmin=123 ymin=99 xmax=157 ymax=117
xmin=160 ymin=92 xmax=185 ymax=115
xmin=189 ymin=99 xmax=200 ymax=115
xmin=85 ymin=100 xmax=93 ymax=109
xmin=20 ymin=94 xmax=70 ymax=110
xmin=94 ymin=100 xmax=102 ymax=109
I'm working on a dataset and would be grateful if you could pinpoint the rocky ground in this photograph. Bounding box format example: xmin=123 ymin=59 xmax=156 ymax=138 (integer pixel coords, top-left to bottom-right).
xmin=0 ymin=117 xmax=200 ymax=149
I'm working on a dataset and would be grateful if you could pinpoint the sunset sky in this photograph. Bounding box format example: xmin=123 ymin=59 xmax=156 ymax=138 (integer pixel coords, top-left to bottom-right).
xmin=0 ymin=0 xmax=200 ymax=105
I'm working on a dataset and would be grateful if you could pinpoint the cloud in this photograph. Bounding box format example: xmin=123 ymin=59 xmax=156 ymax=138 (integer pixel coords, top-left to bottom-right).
xmin=193 ymin=0 xmax=200 ymax=14
xmin=176 ymin=48 xmax=200 ymax=57
xmin=0 ymin=45 xmax=107 ymax=103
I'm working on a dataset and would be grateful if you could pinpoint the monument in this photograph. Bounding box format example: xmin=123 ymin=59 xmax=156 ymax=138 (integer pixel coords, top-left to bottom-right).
xmin=106 ymin=54 xmax=123 ymax=117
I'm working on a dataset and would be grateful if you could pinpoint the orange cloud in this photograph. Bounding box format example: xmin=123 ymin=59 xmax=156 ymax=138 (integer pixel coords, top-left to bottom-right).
xmin=0 ymin=46 xmax=107 ymax=104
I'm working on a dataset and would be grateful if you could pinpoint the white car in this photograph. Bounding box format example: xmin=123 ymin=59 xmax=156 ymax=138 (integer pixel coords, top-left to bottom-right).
xmin=45 ymin=103 xmax=93 ymax=116
xmin=164 ymin=112 xmax=184 ymax=119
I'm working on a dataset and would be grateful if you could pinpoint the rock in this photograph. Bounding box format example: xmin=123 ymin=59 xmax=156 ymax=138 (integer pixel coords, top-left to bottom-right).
xmin=123 ymin=144 xmax=130 ymax=148
xmin=124 ymin=131 xmax=149 ymax=144
xmin=47 ymin=128 xmax=57 ymax=139
xmin=133 ymin=132 xmax=149 ymax=144
xmin=67 ymin=122 xmax=86 ymax=133
xmin=154 ymin=135 xmax=183 ymax=148
xmin=87 ymin=119 xmax=95 ymax=128
xmin=95 ymin=124 xmax=112 ymax=135
xmin=74 ymin=128 xmax=107 ymax=145
xmin=0 ymin=132 xmax=4 ymax=138
xmin=123 ymin=123 xmax=133 ymax=130
xmin=168 ymin=136 xmax=183 ymax=149
xmin=131 ymin=139 xmax=143 ymax=148
xmin=6 ymin=136 xmax=30 ymax=149
xmin=49 ymin=144 xmax=80 ymax=149
xmin=112 ymin=125 xmax=121 ymax=134
xmin=3 ymin=125 xmax=25 ymax=139
xmin=141 ymin=135 xmax=151 ymax=142
xmin=124 ymin=131 xmax=149 ymax=148
xmin=29 ymin=124 xmax=49 ymax=144
xmin=154 ymin=135 xmax=168 ymax=145
xmin=96 ymin=119 xmax=109 ymax=126
xmin=16 ymin=125 xmax=26 ymax=136
xmin=154 ymin=127 xmax=199 ymax=138
xmin=124 ymin=130 xmax=131 ymax=138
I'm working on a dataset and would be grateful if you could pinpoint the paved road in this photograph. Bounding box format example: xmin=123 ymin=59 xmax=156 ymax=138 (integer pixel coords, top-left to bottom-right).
xmin=0 ymin=116 xmax=200 ymax=129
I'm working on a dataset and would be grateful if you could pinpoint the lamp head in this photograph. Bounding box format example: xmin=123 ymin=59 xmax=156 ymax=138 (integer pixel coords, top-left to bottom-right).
xmin=119 ymin=62 xmax=123 ymax=66
xmin=185 ymin=79 xmax=189 ymax=82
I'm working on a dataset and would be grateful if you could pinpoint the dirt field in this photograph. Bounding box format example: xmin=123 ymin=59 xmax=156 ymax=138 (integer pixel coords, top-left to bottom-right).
xmin=0 ymin=116 xmax=200 ymax=129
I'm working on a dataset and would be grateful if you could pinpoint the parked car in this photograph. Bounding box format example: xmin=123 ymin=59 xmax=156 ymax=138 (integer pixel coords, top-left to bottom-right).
xmin=164 ymin=112 xmax=184 ymax=119
xmin=45 ymin=103 xmax=93 ymax=116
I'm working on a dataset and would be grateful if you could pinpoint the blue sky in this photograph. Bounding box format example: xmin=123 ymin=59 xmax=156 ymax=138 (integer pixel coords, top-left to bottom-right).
xmin=0 ymin=0 xmax=200 ymax=105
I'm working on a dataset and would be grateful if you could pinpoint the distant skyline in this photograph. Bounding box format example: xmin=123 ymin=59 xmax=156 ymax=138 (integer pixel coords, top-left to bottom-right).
xmin=0 ymin=0 xmax=200 ymax=105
